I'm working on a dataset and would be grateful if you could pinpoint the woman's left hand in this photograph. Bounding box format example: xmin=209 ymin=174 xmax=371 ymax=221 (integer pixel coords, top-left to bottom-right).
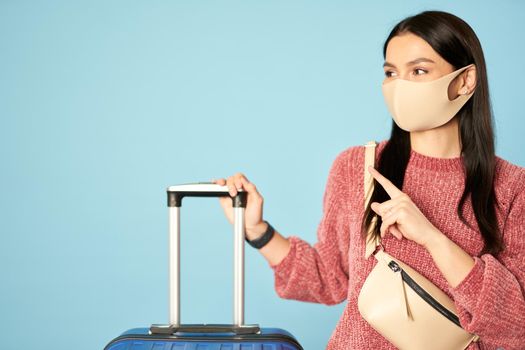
xmin=368 ymin=166 xmax=441 ymax=248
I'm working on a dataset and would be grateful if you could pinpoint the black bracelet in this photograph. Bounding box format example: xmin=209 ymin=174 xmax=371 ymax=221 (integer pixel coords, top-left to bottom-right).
xmin=245 ymin=221 xmax=275 ymax=249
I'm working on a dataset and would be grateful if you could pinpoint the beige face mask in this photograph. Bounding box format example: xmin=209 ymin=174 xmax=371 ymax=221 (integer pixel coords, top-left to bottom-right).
xmin=382 ymin=64 xmax=475 ymax=132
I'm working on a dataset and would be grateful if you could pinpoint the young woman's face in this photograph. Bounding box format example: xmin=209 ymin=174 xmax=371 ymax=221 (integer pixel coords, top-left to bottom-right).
xmin=383 ymin=32 xmax=465 ymax=99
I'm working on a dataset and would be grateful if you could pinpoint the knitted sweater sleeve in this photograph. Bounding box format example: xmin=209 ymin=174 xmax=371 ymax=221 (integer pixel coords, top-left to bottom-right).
xmin=450 ymin=171 xmax=525 ymax=349
xmin=268 ymin=148 xmax=356 ymax=305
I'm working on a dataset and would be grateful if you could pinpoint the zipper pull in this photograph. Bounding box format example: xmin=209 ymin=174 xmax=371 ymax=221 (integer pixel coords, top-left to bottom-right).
xmin=388 ymin=261 xmax=412 ymax=321
xmin=388 ymin=261 xmax=401 ymax=272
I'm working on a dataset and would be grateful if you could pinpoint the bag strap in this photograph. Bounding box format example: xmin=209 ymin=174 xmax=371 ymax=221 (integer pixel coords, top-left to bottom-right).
xmin=364 ymin=141 xmax=380 ymax=258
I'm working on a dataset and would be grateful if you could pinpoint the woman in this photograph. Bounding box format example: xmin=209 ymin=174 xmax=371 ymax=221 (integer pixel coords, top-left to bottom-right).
xmin=213 ymin=11 xmax=525 ymax=350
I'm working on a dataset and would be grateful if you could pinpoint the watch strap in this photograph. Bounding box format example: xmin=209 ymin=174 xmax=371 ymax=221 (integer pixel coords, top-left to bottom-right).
xmin=245 ymin=221 xmax=275 ymax=249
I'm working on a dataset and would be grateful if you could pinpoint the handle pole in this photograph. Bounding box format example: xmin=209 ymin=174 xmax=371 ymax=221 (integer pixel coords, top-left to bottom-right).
xmin=169 ymin=206 xmax=180 ymax=326
xmin=233 ymin=207 xmax=245 ymax=326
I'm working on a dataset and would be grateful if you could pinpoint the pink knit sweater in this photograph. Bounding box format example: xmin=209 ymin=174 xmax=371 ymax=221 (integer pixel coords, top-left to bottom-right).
xmin=270 ymin=140 xmax=525 ymax=350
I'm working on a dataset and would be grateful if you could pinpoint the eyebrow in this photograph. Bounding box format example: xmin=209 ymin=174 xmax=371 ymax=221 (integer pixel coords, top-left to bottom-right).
xmin=383 ymin=57 xmax=436 ymax=68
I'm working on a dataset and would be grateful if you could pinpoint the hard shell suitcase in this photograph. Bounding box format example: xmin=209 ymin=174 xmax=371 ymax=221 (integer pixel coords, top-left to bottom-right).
xmin=104 ymin=183 xmax=303 ymax=350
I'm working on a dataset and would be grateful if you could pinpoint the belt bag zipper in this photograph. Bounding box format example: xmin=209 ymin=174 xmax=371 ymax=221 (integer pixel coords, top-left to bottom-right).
xmin=387 ymin=260 xmax=462 ymax=328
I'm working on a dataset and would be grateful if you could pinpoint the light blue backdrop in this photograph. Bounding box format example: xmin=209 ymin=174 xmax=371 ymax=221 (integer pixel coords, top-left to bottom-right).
xmin=1 ymin=1 xmax=523 ymax=349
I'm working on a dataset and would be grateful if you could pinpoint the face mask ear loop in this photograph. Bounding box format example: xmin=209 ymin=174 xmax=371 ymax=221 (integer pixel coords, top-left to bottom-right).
xmin=447 ymin=64 xmax=475 ymax=102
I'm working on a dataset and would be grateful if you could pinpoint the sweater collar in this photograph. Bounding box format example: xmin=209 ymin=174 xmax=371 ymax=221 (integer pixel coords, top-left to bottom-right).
xmin=408 ymin=148 xmax=464 ymax=172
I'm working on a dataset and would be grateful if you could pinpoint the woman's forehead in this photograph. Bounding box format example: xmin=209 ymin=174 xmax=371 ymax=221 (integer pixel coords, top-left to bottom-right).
xmin=384 ymin=33 xmax=446 ymax=68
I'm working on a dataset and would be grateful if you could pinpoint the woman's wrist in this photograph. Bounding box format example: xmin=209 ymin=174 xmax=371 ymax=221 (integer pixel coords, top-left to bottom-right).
xmin=246 ymin=221 xmax=291 ymax=266
xmin=423 ymin=226 xmax=475 ymax=288
xmin=421 ymin=226 xmax=446 ymax=252
xmin=246 ymin=221 xmax=268 ymax=241
xmin=260 ymin=230 xmax=291 ymax=267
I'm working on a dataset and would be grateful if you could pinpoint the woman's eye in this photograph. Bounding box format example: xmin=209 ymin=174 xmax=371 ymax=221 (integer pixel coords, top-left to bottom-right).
xmin=414 ymin=68 xmax=428 ymax=75
xmin=384 ymin=70 xmax=396 ymax=78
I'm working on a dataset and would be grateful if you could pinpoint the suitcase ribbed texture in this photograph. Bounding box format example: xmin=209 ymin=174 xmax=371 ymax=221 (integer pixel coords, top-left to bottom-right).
xmin=105 ymin=327 xmax=302 ymax=350
xmin=107 ymin=341 xmax=297 ymax=349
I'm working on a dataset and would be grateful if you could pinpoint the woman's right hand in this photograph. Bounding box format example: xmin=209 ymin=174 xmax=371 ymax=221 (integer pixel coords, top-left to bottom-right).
xmin=212 ymin=173 xmax=268 ymax=241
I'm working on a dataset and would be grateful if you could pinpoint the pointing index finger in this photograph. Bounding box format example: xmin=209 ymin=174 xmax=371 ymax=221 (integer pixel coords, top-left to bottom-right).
xmin=368 ymin=166 xmax=404 ymax=199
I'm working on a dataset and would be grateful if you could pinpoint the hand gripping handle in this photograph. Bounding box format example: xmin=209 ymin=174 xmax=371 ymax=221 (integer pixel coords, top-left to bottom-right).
xmin=166 ymin=182 xmax=248 ymax=208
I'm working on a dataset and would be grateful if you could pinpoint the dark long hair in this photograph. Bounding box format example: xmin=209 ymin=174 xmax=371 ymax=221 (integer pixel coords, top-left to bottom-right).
xmin=362 ymin=11 xmax=503 ymax=256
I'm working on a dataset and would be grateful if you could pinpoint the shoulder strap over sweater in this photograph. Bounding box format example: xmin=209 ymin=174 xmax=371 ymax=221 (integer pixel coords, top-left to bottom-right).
xmin=364 ymin=141 xmax=379 ymax=259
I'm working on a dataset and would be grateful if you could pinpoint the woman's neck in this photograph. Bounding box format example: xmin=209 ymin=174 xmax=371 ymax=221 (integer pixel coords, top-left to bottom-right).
xmin=409 ymin=117 xmax=462 ymax=158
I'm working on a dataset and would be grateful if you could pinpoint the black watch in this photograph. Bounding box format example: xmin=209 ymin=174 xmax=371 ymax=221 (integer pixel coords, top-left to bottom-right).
xmin=245 ymin=221 xmax=275 ymax=249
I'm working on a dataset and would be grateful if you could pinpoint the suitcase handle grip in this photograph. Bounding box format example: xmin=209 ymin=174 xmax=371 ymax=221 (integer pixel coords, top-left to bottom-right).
xmin=167 ymin=183 xmax=247 ymax=208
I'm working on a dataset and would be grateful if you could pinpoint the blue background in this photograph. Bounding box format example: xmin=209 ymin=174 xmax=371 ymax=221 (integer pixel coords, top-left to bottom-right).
xmin=1 ymin=1 xmax=524 ymax=349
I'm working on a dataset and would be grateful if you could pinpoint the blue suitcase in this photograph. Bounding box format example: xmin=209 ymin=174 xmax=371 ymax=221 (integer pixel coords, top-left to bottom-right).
xmin=104 ymin=183 xmax=303 ymax=350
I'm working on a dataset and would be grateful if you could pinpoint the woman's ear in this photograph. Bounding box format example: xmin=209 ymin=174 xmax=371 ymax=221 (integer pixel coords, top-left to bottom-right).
xmin=458 ymin=65 xmax=477 ymax=95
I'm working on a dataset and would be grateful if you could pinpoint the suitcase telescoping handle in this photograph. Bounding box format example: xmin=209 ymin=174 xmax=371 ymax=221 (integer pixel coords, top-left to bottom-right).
xmin=149 ymin=183 xmax=261 ymax=336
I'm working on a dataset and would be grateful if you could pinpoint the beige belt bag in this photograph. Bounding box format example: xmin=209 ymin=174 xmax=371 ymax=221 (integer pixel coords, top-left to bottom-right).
xmin=357 ymin=140 xmax=479 ymax=350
